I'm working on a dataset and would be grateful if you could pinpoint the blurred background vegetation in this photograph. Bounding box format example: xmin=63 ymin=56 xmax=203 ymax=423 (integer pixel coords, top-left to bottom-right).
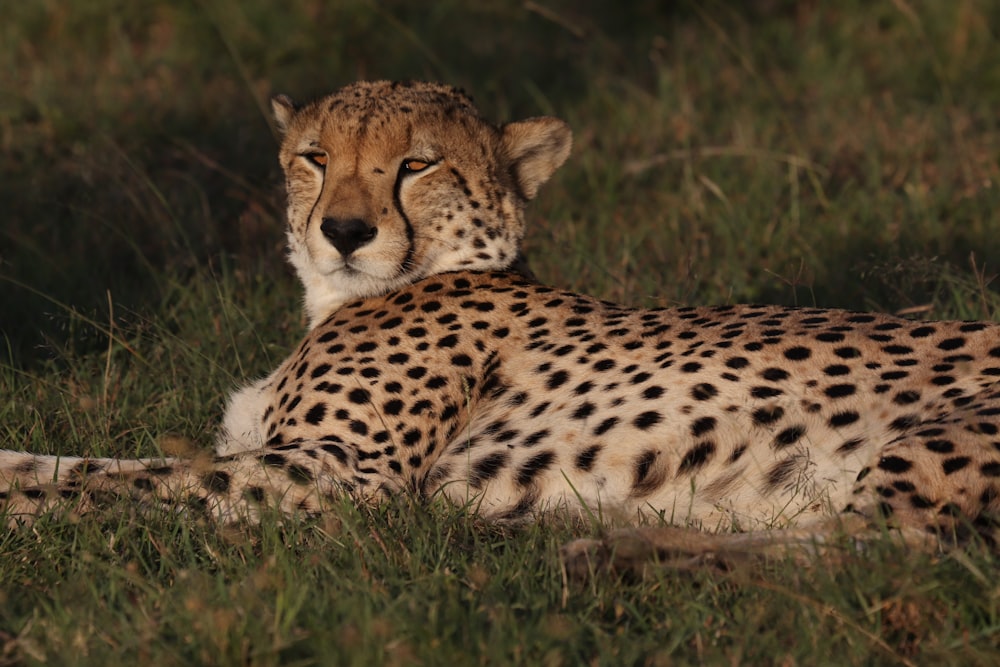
xmin=3 ymin=0 xmax=998 ymax=370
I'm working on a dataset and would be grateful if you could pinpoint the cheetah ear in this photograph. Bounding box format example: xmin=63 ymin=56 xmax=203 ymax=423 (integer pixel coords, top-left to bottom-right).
xmin=271 ymin=94 xmax=297 ymax=134
xmin=500 ymin=117 xmax=572 ymax=200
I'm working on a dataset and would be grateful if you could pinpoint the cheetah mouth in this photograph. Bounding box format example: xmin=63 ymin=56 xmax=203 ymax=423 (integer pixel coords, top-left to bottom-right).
xmin=330 ymin=255 xmax=366 ymax=276
xmin=333 ymin=259 xmax=400 ymax=282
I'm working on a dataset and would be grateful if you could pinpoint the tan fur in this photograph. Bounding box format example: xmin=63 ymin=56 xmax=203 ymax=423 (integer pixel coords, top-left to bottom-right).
xmin=2 ymin=81 xmax=999 ymax=576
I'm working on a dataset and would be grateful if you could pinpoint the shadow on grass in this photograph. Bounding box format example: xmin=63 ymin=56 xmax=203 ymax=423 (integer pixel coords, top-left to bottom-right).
xmin=1 ymin=0 xmax=682 ymax=366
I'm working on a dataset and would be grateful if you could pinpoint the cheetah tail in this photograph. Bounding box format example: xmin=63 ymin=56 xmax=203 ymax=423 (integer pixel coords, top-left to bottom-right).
xmin=0 ymin=448 xmax=352 ymax=526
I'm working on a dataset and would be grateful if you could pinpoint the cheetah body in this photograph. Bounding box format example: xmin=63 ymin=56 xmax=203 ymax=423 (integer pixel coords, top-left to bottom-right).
xmin=3 ymin=81 xmax=1000 ymax=557
xmin=216 ymin=270 xmax=1000 ymax=535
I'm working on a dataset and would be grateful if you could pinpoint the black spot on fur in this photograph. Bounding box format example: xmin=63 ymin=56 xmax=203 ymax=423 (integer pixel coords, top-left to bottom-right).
xmin=726 ymin=356 xmax=750 ymax=369
xmin=829 ymin=411 xmax=860 ymax=428
xmin=772 ymin=425 xmax=806 ymax=449
xmin=470 ymin=452 xmax=508 ymax=488
xmin=678 ymin=441 xmax=715 ymax=474
xmin=500 ymin=493 xmax=538 ymax=521
xmin=133 ymin=477 xmax=153 ymax=491
xmin=750 ymin=386 xmax=783 ymax=399
xmin=575 ymin=445 xmax=602 ymax=471
xmin=836 ymin=438 xmax=865 ymax=455
xmin=942 ymin=457 xmax=971 ymax=474
xmin=309 ymin=365 xmax=330 ymax=379
xmin=824 ymin=384 xmax=856 ymax=399
xmin=71 ymin=460 xmax=105 ymax=477
xmin=287 ymin=464 xmax=314 ymax=485
xmin=201 ymin=471 xmax=231 ymax=493
xmin=761 ymin=368 xmax=789 ymax=382
xmin=981 ymin=462 xmax=1000 ymax=477
xmin=304 ymin=403 xmax=327 ymax=425
xmin=878 ymin=455 xmax=913 ymax=474
xmin=517 ymin=451 xmax=555 ymax=486
xmin=765 ymin=458 xmax=799 ymax=489
xmin=937 ymin=337 xmax=966 ymax=351
xmin=691 ymin=383 xmax=718 ymax=401
xmin=633 ymin=411 xmax=662 ymax=430
xmin=631 ymin=449 xmax=666 ymax=496
xmin=261 ymin=453 xmax=287 ymax=467
xmin=642 ymin=385 xmax=665 ymax=400
xmin=889 ymin=414 xmax=920 ymax=431
xmin=752 ymin=406 xmax=784 ymax=426
xmin=523 ymin=429 xmax=550 ymax=447
xmin=571 ymin=402 xmax=596 ymax=420
xmin=347 ymin=388 xmax=371 ymax=404
xmin=546 ymin=370 xmax=569 ymax=389
xmin=593 ymin=416 xmax=619 ymax=436
xmin=691 ymin=416 xmax=717 ymax=437
xmin=893 ymin=390 xmax=921 ymax=405
xmin=924 ymin=439 xmax=954 ymax=454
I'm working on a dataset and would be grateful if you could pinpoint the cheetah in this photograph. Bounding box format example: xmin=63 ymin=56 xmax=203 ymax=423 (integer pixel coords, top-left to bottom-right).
xmin=3 ymin=81 xmax=1000 ymax=574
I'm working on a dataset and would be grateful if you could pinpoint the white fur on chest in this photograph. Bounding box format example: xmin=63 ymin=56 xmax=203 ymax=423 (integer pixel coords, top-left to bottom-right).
xmin=216 ymin=373 xmax=278 ymax=456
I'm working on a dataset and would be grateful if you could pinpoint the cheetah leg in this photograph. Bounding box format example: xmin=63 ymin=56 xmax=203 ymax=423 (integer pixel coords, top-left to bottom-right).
xmin=562 ymin=385 xmax=1000 ymax=578
xmin=843 ymin=383 xmax=1000 ymax=549
xmin=560 ymin=516 xmax=875 ymax=579
xmin=559 ymin=515 xmax=952 ymax=578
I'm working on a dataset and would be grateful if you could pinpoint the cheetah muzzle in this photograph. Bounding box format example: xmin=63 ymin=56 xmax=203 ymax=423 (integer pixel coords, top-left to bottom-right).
xmin=3 ymin=81 xmax=1000 ymax=575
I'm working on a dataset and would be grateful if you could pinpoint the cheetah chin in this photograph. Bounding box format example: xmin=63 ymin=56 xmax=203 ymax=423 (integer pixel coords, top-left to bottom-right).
xmin=3 ymin=80 xmax=1000 ymax=576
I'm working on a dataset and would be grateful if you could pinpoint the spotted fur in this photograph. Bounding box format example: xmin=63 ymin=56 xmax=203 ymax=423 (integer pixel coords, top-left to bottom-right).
xmin=2 ymin=82 xmax=999 ymax=572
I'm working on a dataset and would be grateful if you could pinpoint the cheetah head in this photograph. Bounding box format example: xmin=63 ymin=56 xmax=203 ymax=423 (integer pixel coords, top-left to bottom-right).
xmin=271 ymin=80 xmax=572 ymax=327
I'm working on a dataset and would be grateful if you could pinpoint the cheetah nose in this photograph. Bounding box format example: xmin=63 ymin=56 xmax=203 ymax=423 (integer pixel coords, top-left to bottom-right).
xmin=320 ymin=217 xmax=378 ymax=257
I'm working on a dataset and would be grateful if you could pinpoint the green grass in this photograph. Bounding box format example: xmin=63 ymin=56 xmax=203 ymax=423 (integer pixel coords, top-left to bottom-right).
xmin=2 ymin=0 xmax=1000 ymax=663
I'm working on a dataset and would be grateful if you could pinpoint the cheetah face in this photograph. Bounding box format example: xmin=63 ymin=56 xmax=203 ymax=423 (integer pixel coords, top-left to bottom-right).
xmin=271 ymin=81 xmax=572 ymax=326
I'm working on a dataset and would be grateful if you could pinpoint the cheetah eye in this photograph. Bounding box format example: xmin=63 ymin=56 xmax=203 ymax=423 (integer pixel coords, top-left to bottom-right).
xmin=302 ymin=152 xmax=328 ymax=168
xmin=402 ymin=158 xmax=433 ymax=173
